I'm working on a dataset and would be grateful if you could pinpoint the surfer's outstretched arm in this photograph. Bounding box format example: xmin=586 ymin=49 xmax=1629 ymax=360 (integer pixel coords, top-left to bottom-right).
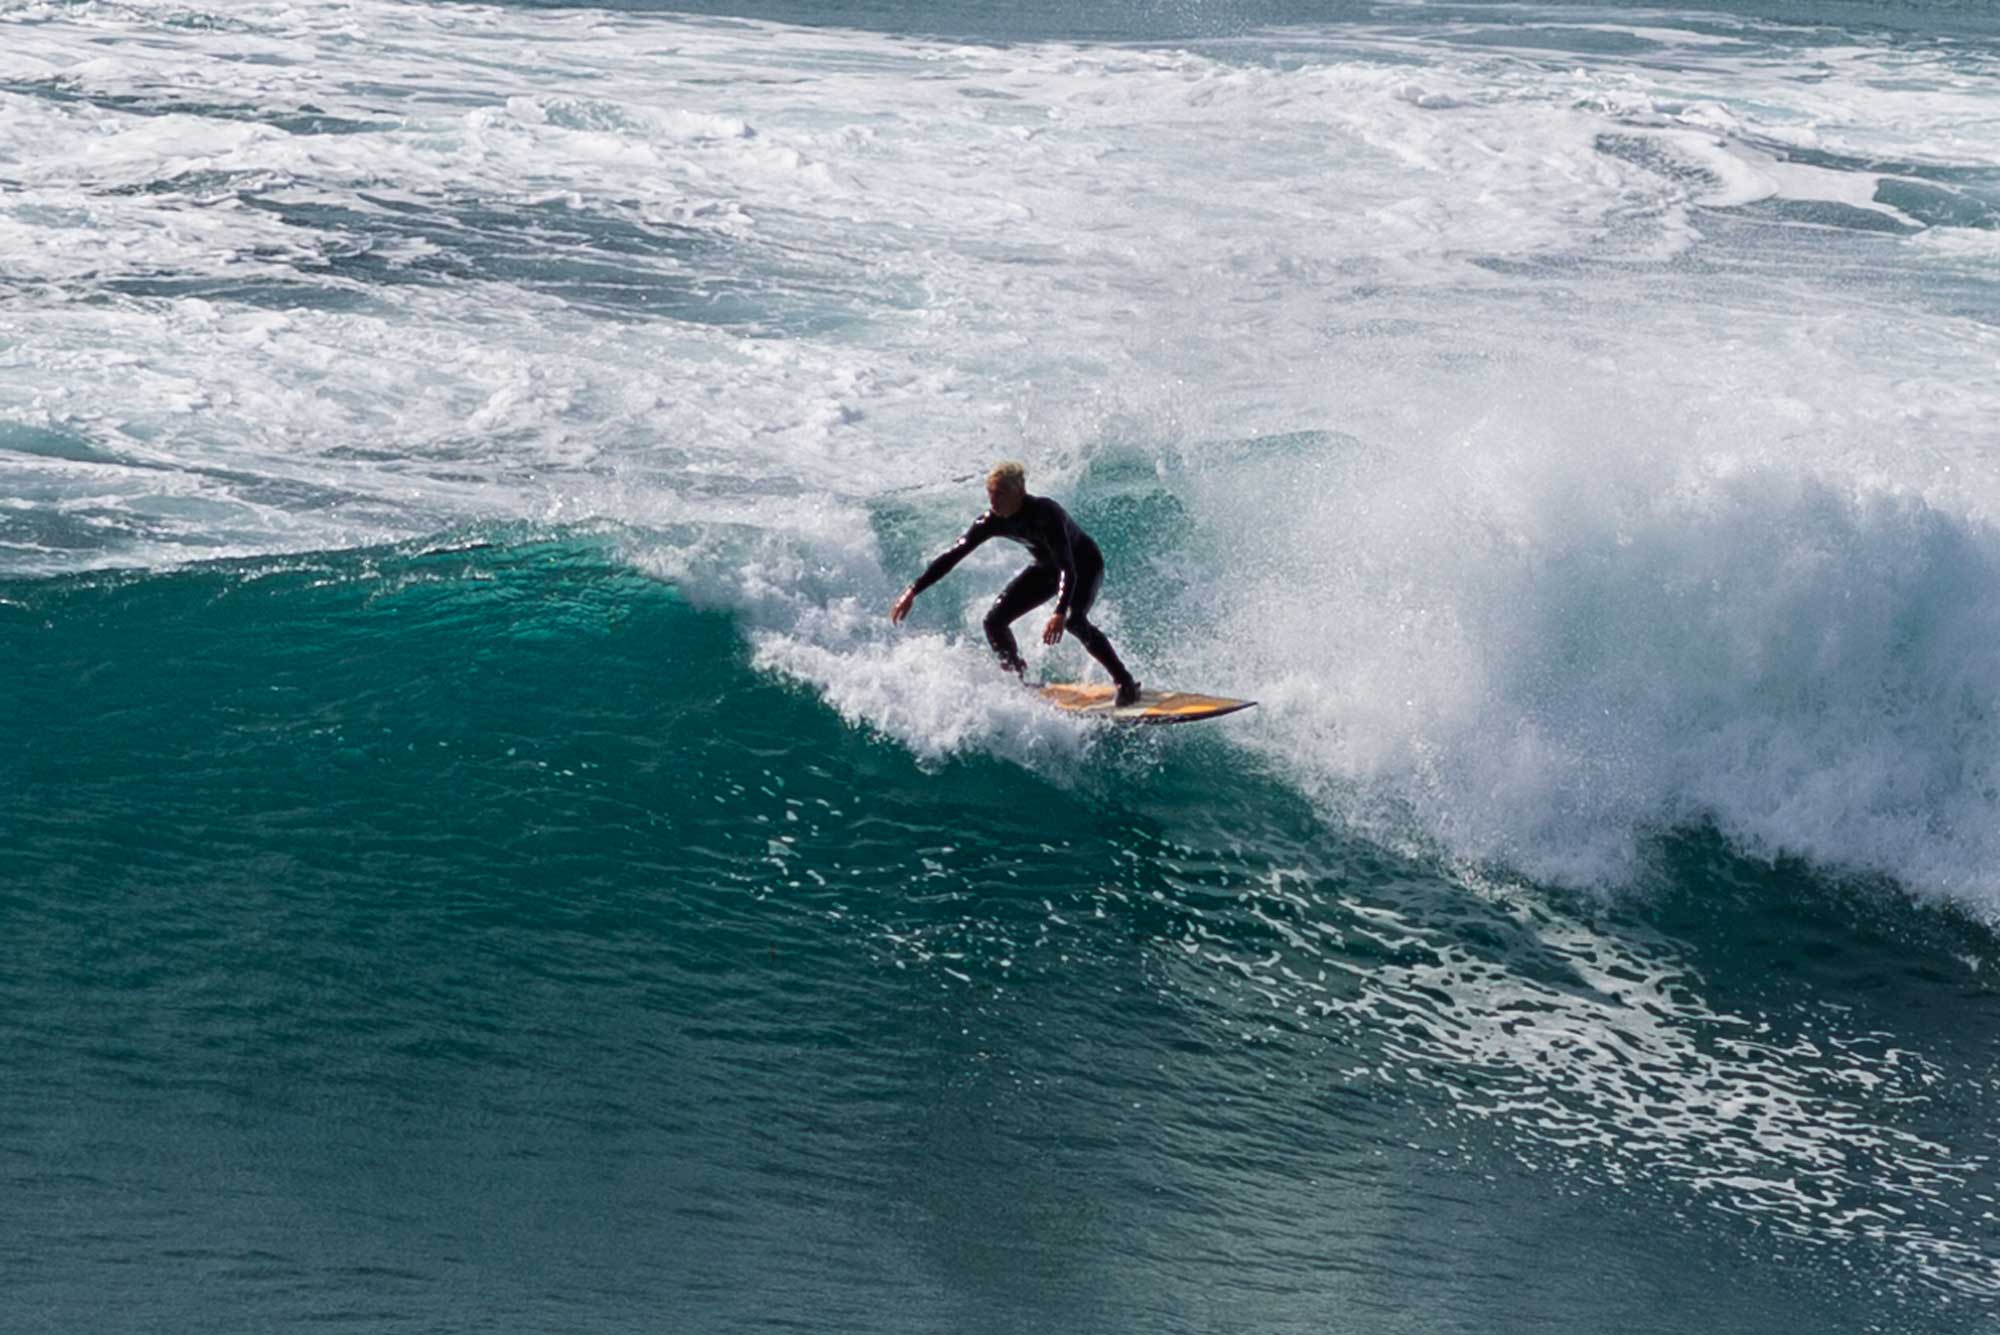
xmin=891 ymin=515 xmax=994 ymax=622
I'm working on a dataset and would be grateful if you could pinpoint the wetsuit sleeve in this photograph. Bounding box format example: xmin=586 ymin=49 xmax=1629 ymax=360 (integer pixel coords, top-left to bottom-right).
xmin=908 ymin=514 xmax=994 ymax=596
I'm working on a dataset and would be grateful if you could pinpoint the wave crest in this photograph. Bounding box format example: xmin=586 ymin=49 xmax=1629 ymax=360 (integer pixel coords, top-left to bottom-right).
xmin=1199 ymin=442 xmax=2000 ymax=901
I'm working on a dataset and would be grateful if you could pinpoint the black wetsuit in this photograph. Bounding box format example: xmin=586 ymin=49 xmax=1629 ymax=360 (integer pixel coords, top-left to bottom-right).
xmin=908 ymin=494 xmax=1136 ymax=689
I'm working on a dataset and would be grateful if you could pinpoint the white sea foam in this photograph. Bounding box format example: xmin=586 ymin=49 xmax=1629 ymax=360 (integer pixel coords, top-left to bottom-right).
xmin=3 ymin=0 xmax=1999 ymax=901
xmin=1184 ymin=429 xmax=2000 ymax=895
xmin=1155 ymin=860 xmax=2000 ymax=1302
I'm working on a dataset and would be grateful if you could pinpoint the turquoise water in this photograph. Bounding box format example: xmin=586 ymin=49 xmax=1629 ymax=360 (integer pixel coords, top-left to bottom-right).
xmin=11 ymin=536 xmax=2000 ymax=1331
xmin=7 ymin=0 xmax=2000 ymax=1328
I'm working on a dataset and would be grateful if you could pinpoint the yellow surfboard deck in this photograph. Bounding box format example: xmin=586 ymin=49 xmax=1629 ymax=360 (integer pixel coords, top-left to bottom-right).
xmin=1038 ymin=683 xmax=1257 ymax=725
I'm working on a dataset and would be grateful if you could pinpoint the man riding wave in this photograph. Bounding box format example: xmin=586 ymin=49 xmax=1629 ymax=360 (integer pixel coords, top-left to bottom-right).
xmin=890 ymin=462 xmax=1141 ymax=706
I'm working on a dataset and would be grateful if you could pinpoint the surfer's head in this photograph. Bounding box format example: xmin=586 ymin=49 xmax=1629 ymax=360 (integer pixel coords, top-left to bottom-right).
xmin=986 ymin=461 xmax=1027 ymax=517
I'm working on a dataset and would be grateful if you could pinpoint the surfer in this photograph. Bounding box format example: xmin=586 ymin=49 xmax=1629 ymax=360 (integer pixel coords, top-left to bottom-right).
xmin=891 ymin=462 xmax=1142 ymax=706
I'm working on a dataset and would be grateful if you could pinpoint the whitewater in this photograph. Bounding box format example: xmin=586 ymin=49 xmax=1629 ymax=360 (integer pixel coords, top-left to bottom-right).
xmin=7 ymin=0 xmax=2000 ymax=1330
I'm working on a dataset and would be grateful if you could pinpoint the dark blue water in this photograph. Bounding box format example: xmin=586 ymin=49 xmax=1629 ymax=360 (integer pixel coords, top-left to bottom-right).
xmin=500 ymin=0 xmax=2000 ymax=43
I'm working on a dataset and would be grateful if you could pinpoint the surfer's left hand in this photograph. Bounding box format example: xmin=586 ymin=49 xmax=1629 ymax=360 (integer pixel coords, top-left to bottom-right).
xmin=1041 ymin=612 xmax=1065 ymax=645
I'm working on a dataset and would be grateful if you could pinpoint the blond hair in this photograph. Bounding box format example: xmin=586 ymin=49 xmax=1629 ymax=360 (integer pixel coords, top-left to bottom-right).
xmin=986 ymin=460 xmax=1026 ymax=496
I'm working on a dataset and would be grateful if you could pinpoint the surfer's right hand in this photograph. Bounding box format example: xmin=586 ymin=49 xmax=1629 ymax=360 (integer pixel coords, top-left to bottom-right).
xmin=890 ymin=588 xmax=915 ymax=624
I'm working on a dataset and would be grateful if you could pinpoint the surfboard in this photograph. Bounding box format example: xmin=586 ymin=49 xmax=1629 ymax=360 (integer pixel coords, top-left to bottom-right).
xmin=1038 ymin=683 xmax=1257 ymax=725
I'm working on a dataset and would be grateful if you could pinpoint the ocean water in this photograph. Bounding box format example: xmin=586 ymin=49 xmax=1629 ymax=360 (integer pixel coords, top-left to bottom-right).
xmin=6 ymin=0 xmax=2000 ymax=1329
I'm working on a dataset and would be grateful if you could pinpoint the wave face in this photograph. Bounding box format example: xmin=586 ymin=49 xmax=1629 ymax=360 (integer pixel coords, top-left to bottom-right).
xmin=7 ymin=539 xmax=2000 ymax=1332
xmin=6 ymin=0 xmax=2000 ymax=1328
xmin=5 ymin=0 xmax=2000 ymax=899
